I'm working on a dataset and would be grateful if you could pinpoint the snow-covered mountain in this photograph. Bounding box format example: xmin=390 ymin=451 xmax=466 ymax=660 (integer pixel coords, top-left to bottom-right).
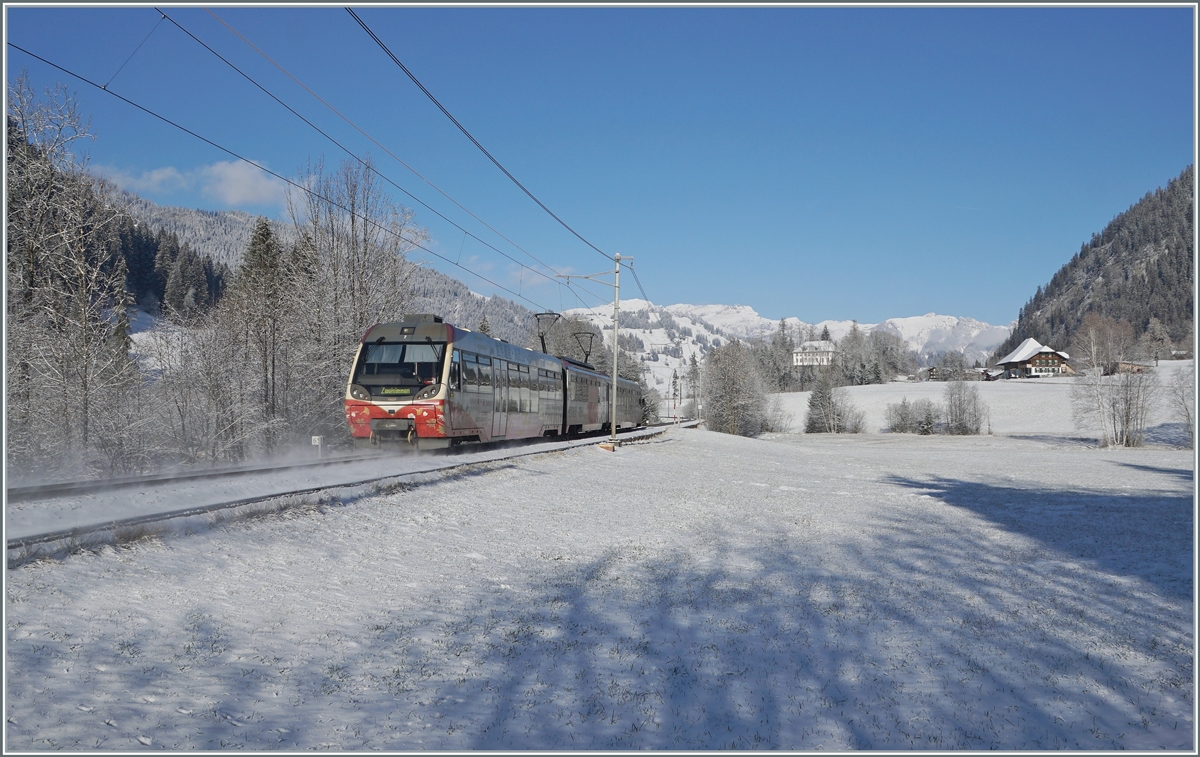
xmin=563 ymin=301 xmax=1012 ymax=394
xmin=868 ymin=314 xmax=1012 ymax=363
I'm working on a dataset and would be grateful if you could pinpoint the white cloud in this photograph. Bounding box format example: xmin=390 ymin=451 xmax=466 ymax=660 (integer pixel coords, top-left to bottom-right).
xmin=198 ymin=160 xmax=288 ymax=207
xmin=90 ymin=159 xmax=288 ymax=211
xmin=93 ymin=164 xmax=188 ymax=194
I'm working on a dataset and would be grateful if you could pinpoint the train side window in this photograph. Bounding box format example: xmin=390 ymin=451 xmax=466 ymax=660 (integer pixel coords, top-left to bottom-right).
xmin=478 ymin=357 xmax=491 ymax=390
xmin=507 ymin=363 xmax=519 ymax=413
xmin=519 ymin=364 xmax=528 ymax=413
xmin=450 ymin=350 xmax=462 ymax=390
xmin=529 ymin=366 xmax=538 ymax=413
xmin=463 ymin=353 xmax=478 ymax=392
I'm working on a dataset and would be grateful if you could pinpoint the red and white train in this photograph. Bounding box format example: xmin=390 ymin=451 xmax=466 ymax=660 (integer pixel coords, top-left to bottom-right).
xmin=344 ymin=315 xmax=642 ymax=450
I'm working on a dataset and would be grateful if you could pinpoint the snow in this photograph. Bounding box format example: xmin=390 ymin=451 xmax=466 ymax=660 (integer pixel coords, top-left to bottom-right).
xmin=797 ymin=339 xmax=837 ymax=352
xmin=871 ymin=313 xmax=1013 ymax=360
xmin=997 ymin=336 xmax=1068 ymax=366
xmin=127 ymin=306 xmax=157 ymax=335
xmin=565 ymin=299 xmax=1013 ymax=395
xmin=5 ymin=369 xmax=1194 ymax=750
xmin=5 ymin=431 xmax=663 ymax=544
xmin=662 ymin=303 xmax=791 ymax=341
xmin=765 ymin=360 xmax=1191 ymax=443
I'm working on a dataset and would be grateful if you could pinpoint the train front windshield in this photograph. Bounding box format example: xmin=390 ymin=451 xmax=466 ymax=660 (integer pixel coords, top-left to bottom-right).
xmin=353 ymin=342 xmax=445 ymax=398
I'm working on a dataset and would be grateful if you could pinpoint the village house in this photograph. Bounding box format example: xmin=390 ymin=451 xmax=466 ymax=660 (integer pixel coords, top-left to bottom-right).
xmin=995 ymin=337 xmax=1071 ymax=379
xmin=1115 ymin=360 xmax=1152 ymax=374
xmin=793 ymin=340 xmax=837 ymax=367
xmin=917 ymin=366 xmax=986 ymax=381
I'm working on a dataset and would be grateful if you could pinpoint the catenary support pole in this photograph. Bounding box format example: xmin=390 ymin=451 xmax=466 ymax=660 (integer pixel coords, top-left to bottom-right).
xmin=611 ymin=254 xmax=621 ymax=444
xmin=554 ymin=255 xmax=632 ymax=446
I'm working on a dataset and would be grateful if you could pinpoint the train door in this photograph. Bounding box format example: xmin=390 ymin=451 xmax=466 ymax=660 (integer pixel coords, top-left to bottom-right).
xmin=492 ymin=358 xmax=508 ymax=437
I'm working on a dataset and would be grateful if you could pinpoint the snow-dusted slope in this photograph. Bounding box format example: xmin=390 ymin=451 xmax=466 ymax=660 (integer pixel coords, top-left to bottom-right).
xmin=870 ymin=313 xmax=1013 ymax=363
xmin=564 ymin=300 xmax=1012 ymax=393
xmin=661 ymin=303 xmax=804 ymax=341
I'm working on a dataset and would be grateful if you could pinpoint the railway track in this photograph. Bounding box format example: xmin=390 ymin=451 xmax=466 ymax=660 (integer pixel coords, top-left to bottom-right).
xmin=5 ymin=451 xmax=395 ymax=503
xmin=6 ymin=425 xmax=683 ymax=559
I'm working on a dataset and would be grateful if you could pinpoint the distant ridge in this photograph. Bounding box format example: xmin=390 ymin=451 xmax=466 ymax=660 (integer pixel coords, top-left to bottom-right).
xmin=567 ymin=300 xmax=1010 ymax=392
xmin=993 ymin=164 xmax=1194 ymax=358
xmin=407 ymin=265 xmax=534 ymax=345
xmin=113 ymin=188 xmax=276 ymax=268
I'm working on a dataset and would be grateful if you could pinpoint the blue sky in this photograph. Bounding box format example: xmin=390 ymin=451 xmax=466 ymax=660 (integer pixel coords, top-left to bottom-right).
xmin=6 ymin=5 xmax=1195 ymax=325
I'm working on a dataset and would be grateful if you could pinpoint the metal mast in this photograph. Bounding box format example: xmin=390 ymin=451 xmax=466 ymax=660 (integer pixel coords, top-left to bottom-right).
xmin=557 ymin=253 xmax=633 ymax=446
xmin=610 ymin=254 xmax=621 ymax=444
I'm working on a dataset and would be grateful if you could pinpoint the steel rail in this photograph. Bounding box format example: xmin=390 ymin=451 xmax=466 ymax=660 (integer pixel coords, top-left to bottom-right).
xmin=6 ymin=426 xmax=674 ymax=554
xmin=5 ymin=451 xmax=394 ymax=503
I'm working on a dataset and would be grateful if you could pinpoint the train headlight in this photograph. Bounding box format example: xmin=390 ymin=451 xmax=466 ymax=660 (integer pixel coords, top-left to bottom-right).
xmin=350 ymin=384 xmax=370 ymax=401
xmin=415 ymin=383 xmax=441 ymax=400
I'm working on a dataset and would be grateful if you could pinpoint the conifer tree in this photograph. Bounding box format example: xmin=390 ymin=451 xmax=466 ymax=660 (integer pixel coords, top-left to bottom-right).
xmin=6 ymin=72 xmax=137 ymax=471
xmin=231 ymin=217 xmax=286 ymax=424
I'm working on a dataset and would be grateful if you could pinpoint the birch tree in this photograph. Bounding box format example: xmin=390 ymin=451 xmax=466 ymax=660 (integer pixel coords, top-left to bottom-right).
xmin=279 ymin=156 xmax=424 ymax=445
xmin=1070 ymin=313 xmax=1156 ymax=447
xmin=6 ymin=72 xmax=136 ymax=474
xmin=1168 ymin=363 xmax=1194 ymax=448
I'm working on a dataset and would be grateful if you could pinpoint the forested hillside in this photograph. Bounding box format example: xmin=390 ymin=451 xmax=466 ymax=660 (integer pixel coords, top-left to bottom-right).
xmin=993 ymin=165 xmax=1193 ymax=359
xmin=116 ymin=189 xmax=537 ymax=344
xmin=115 ymin=188 xmax=281 ymax=268
xmin=407 ymin=266 xmax=536 ymax=345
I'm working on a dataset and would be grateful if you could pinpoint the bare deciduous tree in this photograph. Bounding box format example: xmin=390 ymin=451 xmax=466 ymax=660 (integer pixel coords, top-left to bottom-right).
xmin=944 ymin=380 xmax=990 ymax=435
xmin=705 ymin=339 xmax=778 ymax=436
xmin=886 ymin=397 xmax=942 ymax=435
xmin=1167 ymin=364 xmax=1194 ymax=448
xmin=7 ymin=72 xmax=137 ymax=476
xmin=1070 ymin=313 xmax=1156 ymax=447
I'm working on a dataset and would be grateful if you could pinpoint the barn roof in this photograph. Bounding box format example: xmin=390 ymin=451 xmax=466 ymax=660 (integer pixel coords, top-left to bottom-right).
xmin=997 ymin=337 xmax=1069 ymax=365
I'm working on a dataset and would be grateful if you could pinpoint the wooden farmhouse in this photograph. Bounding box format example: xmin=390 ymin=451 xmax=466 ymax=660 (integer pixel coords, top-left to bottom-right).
xmin=995 ymin=337 xmax=1071 ymax=379
xmin=1115 ymin=360 xmax=1152 ymax=374
xmin=793 ymin=340 xmax=837 ymax=367
xmin=918 ymin=365 xmax=985 ymax=381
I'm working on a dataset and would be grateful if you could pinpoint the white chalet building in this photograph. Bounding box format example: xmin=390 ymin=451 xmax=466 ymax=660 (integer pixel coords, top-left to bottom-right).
xmin=995 ymin=337 xmax=1070 ymax=379
xmin=793 ymin=340 xmax=837 ymax=367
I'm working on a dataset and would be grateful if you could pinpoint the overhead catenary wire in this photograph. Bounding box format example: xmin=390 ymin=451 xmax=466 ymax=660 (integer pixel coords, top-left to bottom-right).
xmin=627 ymin=259 xmax=649 ymax=303
xmin=197 ymin=9 xmax=622 ymax=318
xmin=6 ymin=42 xmax=555 ymax=314
xmin=157 ymin=8 xmax=565 ymax=292
xmin=195 ymin=12 xmax=617 ymax=323
xmin=16 ymin=8 xmax=649 ymax=332
xmin=202 ymin=7 xmax=610 ymax=307
xmin=104 ymin=11 xmax=165 ymax=89
xmin=345 ymin=7 xmax=615 ymax=265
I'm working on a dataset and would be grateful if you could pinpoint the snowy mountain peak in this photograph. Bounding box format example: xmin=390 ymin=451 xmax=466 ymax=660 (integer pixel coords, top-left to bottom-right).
xmin=563 ymin=299 xmax=1011 ymax=394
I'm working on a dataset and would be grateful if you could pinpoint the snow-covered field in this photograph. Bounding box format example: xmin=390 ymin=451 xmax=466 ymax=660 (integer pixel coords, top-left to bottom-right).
xmin=6 ymin=363 xmax=1195 ymax=750
xmin=769 ymin=360 xmax=1193 ymax=443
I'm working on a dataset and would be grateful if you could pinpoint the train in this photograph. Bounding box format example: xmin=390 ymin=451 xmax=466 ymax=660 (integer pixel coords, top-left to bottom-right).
xmin=344 ymin=314 xmax=643 ymax=450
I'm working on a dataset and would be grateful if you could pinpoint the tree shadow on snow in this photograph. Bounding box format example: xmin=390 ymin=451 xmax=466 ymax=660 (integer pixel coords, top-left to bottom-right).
xmin=405 ymin=509 xmax=1194 ymax=750
xmin=1143 ymin=422 xmax=1192 ymax=448
xmin=1114 ymin=461 xmax=1194 ymax=484
xmin=885 ymin=474 xmax=1193 ymax=600
xmin=10 ymin=470 xmax=1193 ymax=751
